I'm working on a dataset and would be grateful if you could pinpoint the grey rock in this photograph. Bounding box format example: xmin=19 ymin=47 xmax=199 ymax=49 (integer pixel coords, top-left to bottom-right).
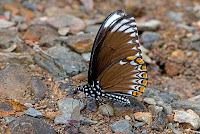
xmin=38 ymin=35 xmax=61 ymax=47
xmin=111 ymin=120 xmax=133 ymax=134
xmin=143 ymin=98 xmax=156 ymax=105
xmin=166 ymin=11 xmax=183 ymax=22
xmin=141 ymin=130 xmax=148 ymax=134
xmin=142 ymin=32 xmax=161 ymax=48
xmin=0 ymin=52 xmax=33 ymax=64
xmin=133 ymin=122 xmax=146 ymax=128
xmin=57 ymin=98 xmax=84 ymax=114
xmin=18 ymin=23 xmax=28 ymax=31
xmin=157 ymin=103 xmax=173 ymax=115
xmin=99 ymin=104 xmax=114 ymax=116
xmin=148 ymin=105 xmax=163 ymax=116
xmin=190 ymin=34 xmax=200 ymax=51
xmin=80 ymin=117 xmax=97 ymax=125
xmin=11 ymin=15 xmax=26 ymax=23
xmin=137 ymin=20 xmax=161 ymax=31
xmin=141 ymin=88 xmax=180 ymax=104
xmin=47 ymin=14 xmax=86 ymax=34
xmin=34 ymin=46 xmax=87 ymax=80
xmin=171 ymin=100 xmax=200 ymax=115
xmin=81 ymin=52 xmax=91 ymax=62
xmin=8 ymin=117 xmax=56 ymax=134
xmin=0 ymin=19 xmax=15 ymax=28
xmin=58 ymin=27 xmax=70 ymax=36
xmin=0 ymin=28 xmax=18 ymax=48
xmin=85 ymin=25 xmax=100 ymax=34
xmin=0 ymin=64 xmax=31 ymax=99
xmin=24 ymin=108 xmax=43 ymax=118
xmin=152 ymin=111 xmax=168 ymax=131
xmin=3 ymin=115 xmax=16 ymax=125
xmin=174 ymin=109 xmax=200 ymax=130
xmin=31 ymin=76 xmax=47 ymax=99
xmin=176 ymin=24 xmax=195 ymax=32
xmin=54 ymin=113 xmax=71 ymax=125
xmin=168 ymin=123 xmax=183 ymax=134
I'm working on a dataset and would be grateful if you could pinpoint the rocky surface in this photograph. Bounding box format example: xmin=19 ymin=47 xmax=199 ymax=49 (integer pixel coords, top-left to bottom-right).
xmin=0 ymin=0 xmax=199 ymax=133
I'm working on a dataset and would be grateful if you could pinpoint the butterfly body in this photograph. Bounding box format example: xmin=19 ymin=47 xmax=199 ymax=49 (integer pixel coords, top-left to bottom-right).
xmin=77 ymin=10 xmax=147 ymax=104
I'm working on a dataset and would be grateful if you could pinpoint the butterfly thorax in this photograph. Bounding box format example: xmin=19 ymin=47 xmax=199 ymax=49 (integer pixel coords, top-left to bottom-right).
xmin=77 ymin=81 xmax=131 ymax=104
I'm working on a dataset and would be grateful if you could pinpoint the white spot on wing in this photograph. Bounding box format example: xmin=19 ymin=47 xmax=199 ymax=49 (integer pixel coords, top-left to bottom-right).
xmin=130 ymin=32 xmax=136 ymax=37
xmin=129 ymin=22 xmax=136 ymax=26
xmin=130 ymin=17 xmax=135 ymax=20
xmin=127 ymin=40 xmax=133 ymax=44
xmin=111 ymin=23 xmax=121 ymax=32
xmin=104 ymin=13 xmax=122 ymax=28
xmin=135 ymin=52 xmax=140 ymax=57
xmin=132 ymin=46 xmax=137 ymax=50
xmin=118 ymin=25 xmax=129 ymax=32
xmin=135 ymin=40 xmax=139 ymax=44
xmin=120 ymin=19 xmax=130 ymax=24
xmin=124 ymin=27 xmax=135 ymax=33
xmin=119 ymin=60 xmax=127 ymax=65
xmin=130 ymin=60 xmax=138 ymax=66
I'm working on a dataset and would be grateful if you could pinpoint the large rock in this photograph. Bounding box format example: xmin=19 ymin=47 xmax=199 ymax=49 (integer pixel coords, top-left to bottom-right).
xmin=0 ymin=64 xmax=31 ymax=99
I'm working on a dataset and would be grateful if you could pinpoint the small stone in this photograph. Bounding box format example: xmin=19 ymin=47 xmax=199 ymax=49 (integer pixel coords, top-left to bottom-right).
xmin=133 ymin=122 xmax=146 ymax=128
xmin=141 ymin=130 xmax=148 ymax=134
xmin=125 ymin=115 xmax=131 ymax=121
xmin=152 ymin=111 xmax=168 ymax=131
xmin=65 ymin=33 xmax=96 ymax=53
xmin=47 ymin=14 xmax=86 ymax=34
xmin=7 ymin=117 xmax=56 ymax=133
xmin=0 ymin=28 xmax=17 ymax=48
xmin=164 ymin=62 xmax=180 ymax=77
xmin=143 ymin=98 xmax=156 ymax=105
xmin=18 ymin=23 xmax=28 ymax=31
xmin=81 ymin=52 xmax=91 ymax=62
xmin=148 ymin=105 xmax=163 ymax=116
xmin=85 ymin=25 xmax=100 ymax=34
xmin=45 ymin=111 xmax=59 ymax=120
xmin=11 ymin=15 xmax=26 ymax=23
xmin=0 ymin=19 xmax=15 ymax=28
xmin=23 ymin=24 xmax=57 ymax=42
xmin=186 ymin=51 xmax=193 ymax=57
xmin=142 ymin=53 xmax=152 ymax=64
xmin=137 ymin=20 xmax=161 ymax=31
xmin=111 ymin=120 xmax=133 ymax=133
xmin=168 ymin=123 xmax=183 ymax=134
xmin=174 ymin=109 xmax=200 ymax=130
xmin=190 ymin=34 xmax=200 ymax=51
xmin=80 ymin=117 xmax=97 ymax=125
xmin=142 ymin=31 xmax=161 ymax=48
xmin=54 ymin=113 xmax=71 ymax=125
xmin=0 ymin=64 xmax=31 ymax=99
xmin=171 ymin=49 xmax=185 ymax=62
xmin=3 ymin=115 xmax=16 ymax=124
xmin=38 ymin=35 xmax=60 ymax=47
xmin=31 ymin=76 xmax=47 ymax=99
xmin=58 ymin=27 xmax=70 ymax=36
xmin=99 ymin=104 xmax=114 ymax=116
xmin=24 ymin=108 xmax=43 ymax=118
xmin=79 ymin=127 xmax=96 ymax=134
xmin=158 ymin=103 xmax=173 ymax=115
xmin=24 ymin=103 xmax=33 ymax=108
xmin=166 ymin=11 xmax=183 ymax=22
xmin=57 ymin=98 xmax=84 ymax=114
xmin=133 ymin=112 xmax=152 ymax=126
xmin=176 ymin=24 xmax=195 ymax=32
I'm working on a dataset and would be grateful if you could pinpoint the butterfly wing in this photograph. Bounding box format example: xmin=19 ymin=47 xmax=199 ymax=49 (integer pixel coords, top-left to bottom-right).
xmin=89 ymin=10 xmax=147 ymax=97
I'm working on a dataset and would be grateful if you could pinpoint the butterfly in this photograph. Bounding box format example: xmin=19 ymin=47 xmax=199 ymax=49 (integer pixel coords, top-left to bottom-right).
xmin=77 ymin=10 xmax=148 ymax=105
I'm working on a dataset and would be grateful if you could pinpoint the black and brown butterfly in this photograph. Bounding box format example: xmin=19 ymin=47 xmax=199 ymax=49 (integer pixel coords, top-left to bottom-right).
xmin=77 ymin=10 xmax=148 ymax=105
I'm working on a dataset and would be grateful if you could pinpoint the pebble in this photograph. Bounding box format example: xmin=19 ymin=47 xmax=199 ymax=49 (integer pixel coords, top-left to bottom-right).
xmin=18 ymin=23 xmax=28 ymax=31
xmin=80 ymin=116 xmax=97 ymax=125
xmin=186 ymin=51 xmax=193 ymax=57
xmin=3 ymin=115 xmax=16 ymax=124
xmin=133 ymin=112 xmax=152 ymax=126
xmin=171 ymin=100 xmax=200 ymax=115
xmin=0 ymin=64 xmax=31 ymax=99
xmin=54 ymin=113 xmax=71 ymax=125
xmin=23 ymin=24 xmax=58 ymax=42
xmin=166 ymin=11 xmax=183 ymax=22
xmin=0 ymin=19 xmax=15 ymax=28
xmin=85 ymin=25 xmax=100 ymax=34
xmin=133 ymin=122 xmax=146 ymax=128
xmin=81 ymin=52 xmax=91 ymax=62
xmin=190 ymin=34 xmax=200 ymax=51
xmin=58 ymin=27 xmax=70 ymax=36
xmin=143 ymin=97 xmax=156 ymax=105
xmin=47 ymin=14 xmax=86 ymax=34
xmin=24 ymin=108 xmax=43 ymax=118
xmin=125 ymin=115 xmax=131 ymax=121
xmin=142 ymin=88 xmax=180 ymax=104
xmin=65 ymin=33 xmax=96 ymax=53
xmin=7 ymin=117 xmax=55 ymax=133
xmin=38 ymin=35 xmax=60 ymax=47
xmin=148 ymin=105 xmax=163 ymax=116
xmin=158 ymin=103 xmax=173 ymax=115
xmin=137 ymin=19 xmax=161 ymax=31
xmin=11 ymin=15 xmax=26 ymax=23
xmin=0 ymin=28 xmax=17 ymax=48
xmin=24 ymin=103 xmax=33 ymax=108
xmin=141 ymin=130 xmax=148 ymax=134
xmin=152 ymin=111 xmax=168 ymax=131
xmin=98 ymin=104 xmax=114 ymax=116
xmin=168 ymin=123 xmax=183 ymax=134
xmin=176 ymin=23 xmax=195 ymax=32
xmin=31 ymin=76 xmax=47 ymax=99
xmin=111 ymin=120 xmax=133 ymax=134
xmin=57 ymin=98 xmax=84 ymax=114
xmin=164 ymin=62 xmax=181 ymax=77
xmin=142 ymin=53 xmax=152 ymax=64
xmin=142 ymin=31 xmax=161 ymax=48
